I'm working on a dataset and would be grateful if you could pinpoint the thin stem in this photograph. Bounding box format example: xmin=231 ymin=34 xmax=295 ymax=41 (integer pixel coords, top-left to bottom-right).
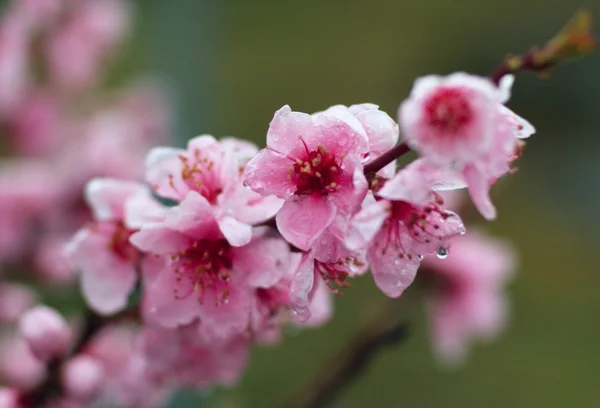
xmin=489 ymin=9 xmax=594 ymax=86
xmin=276 ymin=300 xmax=409 ymax=408
xmin=363 ymin=141 xmax=411 ymax=179
xmin=489 ymin=53 xmax=553 ymax=86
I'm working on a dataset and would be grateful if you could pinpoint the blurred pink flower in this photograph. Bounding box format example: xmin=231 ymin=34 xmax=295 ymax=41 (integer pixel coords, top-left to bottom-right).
xmin=0 ymin=9 xmax=29 ymax=118
xmin=45 ymin=0 xmax=131 ymax=91
xmin=399 ymin=73 xmax=534 ymax=219
xmin=67 ymin=178 xmax=162 ymax=315
xmin=85 ymin=326 xmax=172 ymax=408
xmin=139 ymin=323 xmax=250 ymax=390
xmin=9 ymin=91 xmax=66 ymax=156
xmin=423 ymin=230 xmax=516 ymax=364
xmin=0 ymin=160 xmax=61 ymax=262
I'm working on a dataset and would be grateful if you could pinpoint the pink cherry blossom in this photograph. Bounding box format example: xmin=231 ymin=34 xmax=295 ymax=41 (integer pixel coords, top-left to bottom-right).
xmin=349 ymin=160 xmax=465 ymax=298
xmin=244 ymin=105 xmax=370 ymax=250
xmin=422 ymin=230 xmax=516 ymax=364
xmin=67 ymin=178 xmax=162 ymax=315
xmin=132 ymin=192 xmax=290 ymax=340
xmin=18 ymin=305 xmax=72 ymax=362
xmin=399 ymin=73 xmax=534 ymax=219
xmin=146 ymin=135 xmax=283 ymax=246
xmin=399 ymin=73 xmax=502 ymax=165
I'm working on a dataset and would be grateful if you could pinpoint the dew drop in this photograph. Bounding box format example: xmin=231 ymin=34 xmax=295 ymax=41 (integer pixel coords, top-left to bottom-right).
xmin=418 ymin=254 xmax=424 ymax=260
xmin=242 ymin=180 xmax=249 ymax=187
xmin=436 ymin=247 xmax=449 ymax=259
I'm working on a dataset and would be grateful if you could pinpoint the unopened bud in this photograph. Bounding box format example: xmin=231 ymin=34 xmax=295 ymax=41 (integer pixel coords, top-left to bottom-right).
xmin=0 ymin=387 xmax=20 ymax=408
xmin=62 ymin=355 xmax=105 ymax=399
xmin=18 ymin=306 xmax=71 ymax=362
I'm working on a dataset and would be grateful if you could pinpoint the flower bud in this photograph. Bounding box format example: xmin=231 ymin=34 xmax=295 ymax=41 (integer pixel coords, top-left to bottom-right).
xmin=18 ymin=306 xmax=71 ymax=362
xmin=0 ymin=387 xmax=20 ymax=408
xmin=62 ymin=355 xmax=104 ymax=399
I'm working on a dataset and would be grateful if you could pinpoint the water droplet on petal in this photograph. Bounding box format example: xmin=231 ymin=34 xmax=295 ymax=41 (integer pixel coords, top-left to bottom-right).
xmin=418 ymin=254 xmax=424 ymax=260
xmin=436 ymin=247 xmax=448 ymax=259
xmin=460 ymin=230 xmax=466 ymax=236
xmin=243 ymin=181 xmax=249 ymax=187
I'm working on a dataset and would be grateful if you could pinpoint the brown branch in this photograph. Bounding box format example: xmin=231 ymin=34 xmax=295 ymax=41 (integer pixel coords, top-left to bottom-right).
xmin=363 ymin=141 xmax=411 ymax=181
xmin=489 ymin=8 xmax=594 ymax=86
xmin=18 ymin=307 xmax=137 ymax=407
xmin=277 ymin=300 xmax=409 ymax=408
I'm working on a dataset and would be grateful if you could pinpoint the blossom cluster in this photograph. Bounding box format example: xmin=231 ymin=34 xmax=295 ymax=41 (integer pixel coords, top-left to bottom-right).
xmin=0 ymin=1 xmax=538 ymax=407
xmin=50 ymin=75 xmax=525 ymax=405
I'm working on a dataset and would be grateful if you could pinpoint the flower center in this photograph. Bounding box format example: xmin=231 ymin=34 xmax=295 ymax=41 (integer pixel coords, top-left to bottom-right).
xmin=424 ymin=87 xmax=473 ymax=133
xmin=378 ymin=196 xmax=456 ymax=259
xmin=315 ymin=260 xmax=353 ymax=295
xmin=173 ymin=149 xmax=222 ymax=204
xmin=257 ymin=285 xmax=289 ymax=316
xmin=289 ymin=143 xmax=342 ymax=195
xmin=170 ymin=239 xmax=232 ymax=303
xmin=107 ymin=222 xmax=140 ymax=263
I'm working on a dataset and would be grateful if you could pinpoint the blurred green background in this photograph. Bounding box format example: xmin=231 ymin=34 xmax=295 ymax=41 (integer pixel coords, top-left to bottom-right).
xmin=120 ymin=0 xmax=600 ymax=406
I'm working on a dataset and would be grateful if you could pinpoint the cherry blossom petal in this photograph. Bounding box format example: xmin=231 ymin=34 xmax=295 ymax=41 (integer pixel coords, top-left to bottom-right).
xmin=162 ymin=191 xmax=221 ymax=239
xmin=276 ymin=195 xmax=335 ymax=251
xmin=85 ymin=178 xmax=146 ymax=222
xmin=69 ymin=229 xmax=137 ymax=315
xmin=217 ymin=214 xmax=252 ymax=247
xmin=143 ymin=267 xmax=199 ymax=328
xmin=243 ymin=149 xmax=296 ymax=199
xmin=289 ymin=253 xmax=316 ymax=322
xmin=463 ymin=164 xmax=496 ymax=220
xmin=346 ymin=199 xmax=390 ymax=250
xmin=368 ymin=249 xmax=420 ymax=298
xmin=266 ymin=105 xmax=315 ymax=156
xmin=231 ymin=232 xmax=290 ymax=288
xmin=129 ymin=224 xmax=192 ymax=254
xmin=198 ymin=287 xmax=252 ymax=341
xmin=145 ymin=146 xmax=188 ymax=200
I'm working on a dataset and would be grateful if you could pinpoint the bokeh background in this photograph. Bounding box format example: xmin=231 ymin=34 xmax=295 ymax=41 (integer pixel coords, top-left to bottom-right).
xmin=16 ymin=0 xmax=600 ymax=406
